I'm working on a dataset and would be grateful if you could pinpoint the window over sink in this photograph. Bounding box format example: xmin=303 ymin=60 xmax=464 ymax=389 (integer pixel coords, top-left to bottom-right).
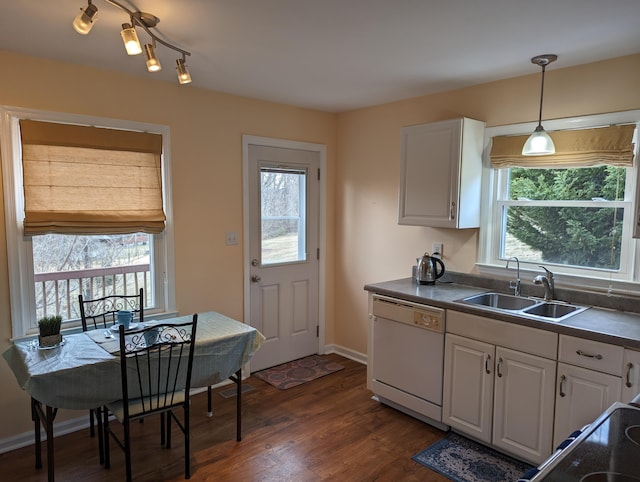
xmin=478 ymin=110 xmax=640 ymax=292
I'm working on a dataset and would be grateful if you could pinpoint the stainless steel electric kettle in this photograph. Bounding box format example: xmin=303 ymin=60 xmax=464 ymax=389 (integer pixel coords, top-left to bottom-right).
xmin=416 ymin=252 xmax=445 ymax=285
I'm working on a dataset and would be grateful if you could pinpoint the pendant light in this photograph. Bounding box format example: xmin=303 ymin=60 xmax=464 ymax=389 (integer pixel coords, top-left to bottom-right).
xmin=522 ymin=54 xmax=558 ymax=156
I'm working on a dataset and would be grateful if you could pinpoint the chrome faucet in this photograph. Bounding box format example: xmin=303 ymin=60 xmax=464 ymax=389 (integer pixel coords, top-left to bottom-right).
xmin=505 ymin=256 xmax=520 ymax=296
xmin=534 ymin=266 xmax=555 ymax=301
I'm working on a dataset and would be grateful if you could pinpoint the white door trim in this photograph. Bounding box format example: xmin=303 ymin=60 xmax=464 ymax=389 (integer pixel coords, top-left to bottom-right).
xmin=242 ymin=135 xmax=327 ymax=358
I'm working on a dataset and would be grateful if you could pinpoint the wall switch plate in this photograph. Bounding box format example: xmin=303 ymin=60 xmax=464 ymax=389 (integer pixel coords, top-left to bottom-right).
xmin=225 ymin=231 xmax=238 ymax=246
xmin=432 ymin=242 xmax=443 ymax=257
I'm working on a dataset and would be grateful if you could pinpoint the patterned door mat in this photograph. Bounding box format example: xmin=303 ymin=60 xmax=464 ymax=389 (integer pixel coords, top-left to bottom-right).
xmin=253 ymin=355 xmax=344 ymax=390
xmin=412 ymin=432 xmax=534 ymax=482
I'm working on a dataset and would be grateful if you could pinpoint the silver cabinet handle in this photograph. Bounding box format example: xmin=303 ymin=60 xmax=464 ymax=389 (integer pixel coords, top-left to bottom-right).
xmin=497 ymin=357 xmax=504 ymax=378
xmin=576 ymin=349 xmax=603 ymax=360
xmin=450 ymin=202 xmax=456 ymax=220
xmin=251 ymin=275 xmax=261 ymax=282
xmin=626 ymin=362 xmax=634 ymax=388
xmin=559 ymin=374 xmax=567 ymax=397
xmin=485 ymin=354 xmax=492 ymax=375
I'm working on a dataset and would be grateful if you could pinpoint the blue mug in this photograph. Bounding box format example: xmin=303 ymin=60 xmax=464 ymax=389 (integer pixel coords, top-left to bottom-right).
xmin=117 ymin=310 xmax=133 ymax=330
xmin=143 ymin=327 xmax=159 ymax=347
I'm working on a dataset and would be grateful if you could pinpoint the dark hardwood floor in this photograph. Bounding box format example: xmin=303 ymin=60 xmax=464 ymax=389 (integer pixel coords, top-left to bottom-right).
xmin=0 ymin=354 xmax=449 ymax=481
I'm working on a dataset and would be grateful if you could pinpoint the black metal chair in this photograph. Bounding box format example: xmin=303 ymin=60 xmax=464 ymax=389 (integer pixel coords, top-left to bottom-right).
xmin=78 ymin=288 xmax=144 ymax=462
xmin=103 ymin=316 xmax=198 ymax=481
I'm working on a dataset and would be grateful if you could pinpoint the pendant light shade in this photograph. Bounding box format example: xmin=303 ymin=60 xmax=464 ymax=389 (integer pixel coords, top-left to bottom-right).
xmin=73 ymin=1 xmax=98 ymax=35
xmin=522 ymin=54 xmax=558 ymax=156
xmin=120 ymin=23 xmax=142 ymax=55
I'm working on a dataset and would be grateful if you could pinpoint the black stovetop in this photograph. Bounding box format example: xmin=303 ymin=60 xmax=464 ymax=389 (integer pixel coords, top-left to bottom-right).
xmin=541 ymin=403 xmax=640 ymax=481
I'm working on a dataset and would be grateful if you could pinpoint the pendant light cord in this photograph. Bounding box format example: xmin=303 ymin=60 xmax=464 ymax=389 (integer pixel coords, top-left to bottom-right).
xmin=537 ymin=64 xmax=546 ymax=129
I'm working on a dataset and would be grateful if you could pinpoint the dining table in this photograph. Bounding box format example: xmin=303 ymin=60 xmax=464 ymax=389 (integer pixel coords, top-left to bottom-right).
xmin=3 ymin=311 xmax=265 ymax=482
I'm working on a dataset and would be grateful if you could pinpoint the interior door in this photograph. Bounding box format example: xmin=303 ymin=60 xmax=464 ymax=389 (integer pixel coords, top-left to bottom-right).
xmin=247 ymin=144 xmax=319 ymax=371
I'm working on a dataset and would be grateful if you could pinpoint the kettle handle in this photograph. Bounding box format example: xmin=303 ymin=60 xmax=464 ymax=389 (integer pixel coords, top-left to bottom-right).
xmin=434 ymin=257 xmax=445 ymax=279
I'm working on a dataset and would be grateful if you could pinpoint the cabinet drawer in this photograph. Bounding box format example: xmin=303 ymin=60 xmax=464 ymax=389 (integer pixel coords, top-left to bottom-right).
xmin=447 ymin=310 xmax=557 ymax=359
xmin=559 ymin=335 xmax=623 ymax=376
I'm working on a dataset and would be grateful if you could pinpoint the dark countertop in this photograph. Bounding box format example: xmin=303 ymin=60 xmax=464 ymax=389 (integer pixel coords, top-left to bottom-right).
xmin=364 ymin=277 xmax=640 ymax=351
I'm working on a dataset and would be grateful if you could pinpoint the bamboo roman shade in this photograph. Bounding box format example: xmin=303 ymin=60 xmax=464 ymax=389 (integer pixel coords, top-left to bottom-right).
xmin=490 ymin=124 xmax=636 ymax=168
xmin=20 ymin=119 xmax=165 ymax=235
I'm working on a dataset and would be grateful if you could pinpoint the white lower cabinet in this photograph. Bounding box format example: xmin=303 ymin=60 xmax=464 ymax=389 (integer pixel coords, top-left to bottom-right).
xmin=622 ymin=348 xmax=640 ymax=402
xmin=443 ymin=333 xmax=556 ymax=464
xmin=553 ymin=335 xmax=623 ymax=448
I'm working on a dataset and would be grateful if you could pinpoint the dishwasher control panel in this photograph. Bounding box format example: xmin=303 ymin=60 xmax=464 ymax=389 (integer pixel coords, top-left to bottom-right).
xmin=372 ymin=295 xmax=444 ymax=333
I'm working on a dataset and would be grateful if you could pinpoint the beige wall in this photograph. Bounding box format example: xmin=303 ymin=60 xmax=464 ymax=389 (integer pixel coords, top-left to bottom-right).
xmin=0 ymin=49 xmax=337 ymax=440
xmin=1 ymin=48 xmax=639 ymax=444
xmin=334 ymin=54 xmax=640 ymax=355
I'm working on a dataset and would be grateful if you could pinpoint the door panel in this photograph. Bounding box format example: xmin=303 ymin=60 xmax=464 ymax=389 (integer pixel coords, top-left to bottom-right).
xmin=247 ymin=144 xmax=319 ymax=371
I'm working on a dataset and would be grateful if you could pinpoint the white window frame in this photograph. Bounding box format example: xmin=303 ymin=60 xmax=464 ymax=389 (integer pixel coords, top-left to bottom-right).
xmin=478 ymin=110 xmax=640 ymax=294
xmin=0 ymin=106 xmax=176 ymax=338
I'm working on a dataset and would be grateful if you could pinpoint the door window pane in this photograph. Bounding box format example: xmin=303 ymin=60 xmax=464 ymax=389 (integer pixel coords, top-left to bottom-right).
xmin=260 ymin=168 xmax=307 ymax=265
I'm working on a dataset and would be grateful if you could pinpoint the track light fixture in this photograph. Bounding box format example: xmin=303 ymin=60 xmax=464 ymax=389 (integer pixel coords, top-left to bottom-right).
xmin=73 ymin=0 xmax=192 ymax=85
xmin=522 ymin=54 xmax=557 ymax=156
xmin=73 ymin=0 xmax=98 ymax=35
xmin=120 ymin=22 xmax=142 ymax=55
xmin=176 ymin=57 xmax=192 ymax=85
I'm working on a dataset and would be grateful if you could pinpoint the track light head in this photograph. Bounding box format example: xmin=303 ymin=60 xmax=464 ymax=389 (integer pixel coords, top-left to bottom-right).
xmin=120 ymin=23 xmax=142 ymax=55
xmin=144 ymin=44 xmax=161 ymax=72
xmin=176 ymin=58 xmax=192 ymax=84
xmin=73 ymin=1 xmax=98 ymax=35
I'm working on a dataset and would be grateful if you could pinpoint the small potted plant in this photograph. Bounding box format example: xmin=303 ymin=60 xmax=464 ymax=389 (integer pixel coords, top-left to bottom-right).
xmin=38 ymin=315 xmax=63 ymax=347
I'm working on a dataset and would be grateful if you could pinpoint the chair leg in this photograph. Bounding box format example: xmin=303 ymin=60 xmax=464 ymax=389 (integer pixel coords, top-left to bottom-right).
xmin=123 ymin=417 xmax=132 ymax=482
xmin=96 ymin=407 xmax=104 ymax=464
xmin=160 ymin=413 xmax=166 ymax=446
xmin=102 ymin=408 xmax=110 ymax=469
xmin=89 ymin=408 xmax=95 ymax=437
xmin=184 ymin=405 xmax=191 ymax=479
xmin=166 ymin=411 xmax=172 ymax=448
xmin=207 ymin=385 xmax=213 ymax=417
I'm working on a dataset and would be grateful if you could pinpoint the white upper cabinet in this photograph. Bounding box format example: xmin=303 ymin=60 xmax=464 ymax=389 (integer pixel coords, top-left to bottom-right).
xmin=398 ymin=117 xmax=485 ymax=228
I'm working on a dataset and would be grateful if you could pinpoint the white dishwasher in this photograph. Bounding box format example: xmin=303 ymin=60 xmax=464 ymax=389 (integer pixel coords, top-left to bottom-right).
xmin=370 ymin=294 xmax=448 ymax=430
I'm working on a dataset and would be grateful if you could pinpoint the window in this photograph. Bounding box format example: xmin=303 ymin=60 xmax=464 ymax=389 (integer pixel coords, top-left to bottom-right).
xmin=479 ymin=111 xmax=640 ymax=290
xmin=1 ymin=107 xmax=175 ymax=338
xmin=260 ymin=167 xmax=308 ymax=265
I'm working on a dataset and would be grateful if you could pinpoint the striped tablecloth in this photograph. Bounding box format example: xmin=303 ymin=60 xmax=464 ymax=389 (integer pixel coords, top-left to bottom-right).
xmin=3 ymin=312 xmax=264 ymax=410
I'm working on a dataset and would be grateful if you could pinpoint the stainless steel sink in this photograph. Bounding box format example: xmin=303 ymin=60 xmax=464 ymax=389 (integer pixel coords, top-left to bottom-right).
xmin=523 ymin=302 xmax=580 ymax=318
xmin=462 ymin=292 xmax=538 ymax=311
xmin=458 ymin=292 xmax=588 ymax=322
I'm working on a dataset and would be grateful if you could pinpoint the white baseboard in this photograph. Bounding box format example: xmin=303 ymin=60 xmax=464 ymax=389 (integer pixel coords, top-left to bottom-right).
xmin=0 ymin=413 xmax=90 ymax=454
xmin=324 ymin=344 xmax=367 ymax=365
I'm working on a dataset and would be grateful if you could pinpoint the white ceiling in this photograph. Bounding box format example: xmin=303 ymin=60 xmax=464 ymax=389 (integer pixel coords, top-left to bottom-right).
xmin=2 ymin=0 xmax=640 ymax=112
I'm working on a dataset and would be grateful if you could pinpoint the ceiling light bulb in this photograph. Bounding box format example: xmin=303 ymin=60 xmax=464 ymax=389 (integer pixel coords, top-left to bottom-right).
xmin=73 ymin=2 xmax=98 ymax=35
xmin=176 ymin=59 xmax=192 ymax=84
xmin=144 ymin=44 xmax=162 ymax=72
xmin=120 ymin=23 xmax=142 ymax=55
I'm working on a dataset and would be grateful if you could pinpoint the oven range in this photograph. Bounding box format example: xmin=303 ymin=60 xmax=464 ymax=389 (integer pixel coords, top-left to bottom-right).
xmin=526 ymin=399 xmax=640 ymax=481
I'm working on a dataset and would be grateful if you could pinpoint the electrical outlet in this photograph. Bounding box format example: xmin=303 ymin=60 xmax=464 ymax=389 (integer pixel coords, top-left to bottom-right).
xmin=432 ymin=242 xmax=443 ymax=257
xmin=225 ymin=231 xmax=238 ymax=246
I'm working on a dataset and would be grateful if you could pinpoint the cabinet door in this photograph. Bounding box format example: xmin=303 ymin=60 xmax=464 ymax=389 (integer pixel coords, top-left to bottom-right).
xmin=398 ymin=117 xmax=484 ymax=228
xmin=493 ymin=347 xmax=556 ymax=465
xmin=622 ymin=349 xmax=640 ymax=402
xmin=443 ymin=333 xmax=494 ymax=443
xmin=553 ymin=362 xmax=622 ymax=448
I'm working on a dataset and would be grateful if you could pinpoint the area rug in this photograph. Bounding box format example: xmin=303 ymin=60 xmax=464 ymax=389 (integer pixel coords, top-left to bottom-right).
xmin=412 ymin=432 xmax=534 ymax=482
xmin=253 ymin=355 xmax=344 ymax=390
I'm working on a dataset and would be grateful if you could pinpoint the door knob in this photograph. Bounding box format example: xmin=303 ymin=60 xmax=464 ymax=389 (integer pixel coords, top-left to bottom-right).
xmin=251 ymin=275 xmax=261 ymax=282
